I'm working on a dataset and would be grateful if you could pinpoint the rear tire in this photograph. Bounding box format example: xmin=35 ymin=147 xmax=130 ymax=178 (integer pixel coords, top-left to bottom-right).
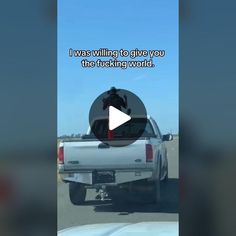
xmin=163 ymin=164 xmax=168 ymax=182
xmin=150 ymin=178 xmax=161 ymax=204
xmin=69 ymin=183 xmax=86 ymax=205
xmin=150 ymin=160 xmax=161 ymax=204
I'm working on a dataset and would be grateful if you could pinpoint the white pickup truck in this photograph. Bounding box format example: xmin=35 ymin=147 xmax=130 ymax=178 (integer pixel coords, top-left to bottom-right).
xmin=58 ymin=116 xmax=173 ymax=205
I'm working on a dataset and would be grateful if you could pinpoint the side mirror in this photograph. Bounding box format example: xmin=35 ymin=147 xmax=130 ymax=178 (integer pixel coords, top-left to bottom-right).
xmin=162 ymin=134 xmax=173 ymax=141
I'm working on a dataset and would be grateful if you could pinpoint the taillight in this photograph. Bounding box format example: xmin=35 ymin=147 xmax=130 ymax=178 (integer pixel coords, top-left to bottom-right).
xmin=58 ymin=146 xmax=64 ymax=164
xmin=146 ymin=144 xmax=153 ymax=162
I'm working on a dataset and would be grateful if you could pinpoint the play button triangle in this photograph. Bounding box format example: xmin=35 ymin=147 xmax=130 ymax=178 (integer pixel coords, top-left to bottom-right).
xmin=109 ymin=106 xmax=131 ymax=130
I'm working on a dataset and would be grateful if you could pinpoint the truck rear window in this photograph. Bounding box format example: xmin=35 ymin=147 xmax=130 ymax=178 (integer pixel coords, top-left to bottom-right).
xmin=90 ymin=118 xmax=155 ymax=139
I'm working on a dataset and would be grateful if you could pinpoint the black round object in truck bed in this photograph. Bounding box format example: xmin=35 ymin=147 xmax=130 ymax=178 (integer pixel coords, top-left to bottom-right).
xmin=89 ymin=88 xmax=147 ymax=147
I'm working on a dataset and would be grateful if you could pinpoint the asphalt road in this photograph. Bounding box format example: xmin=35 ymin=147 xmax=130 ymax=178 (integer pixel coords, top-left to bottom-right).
xmin=58 ymin=137 xmax=179 ymax=230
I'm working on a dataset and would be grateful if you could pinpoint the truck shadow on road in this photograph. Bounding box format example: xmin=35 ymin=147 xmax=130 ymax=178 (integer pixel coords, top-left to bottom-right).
xmin=85 ymin=178 xmax=178 ymax=214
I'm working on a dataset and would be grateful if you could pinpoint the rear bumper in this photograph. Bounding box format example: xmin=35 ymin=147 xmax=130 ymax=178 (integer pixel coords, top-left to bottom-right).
xmin=59 ymin=168 xmax=153 ymax=185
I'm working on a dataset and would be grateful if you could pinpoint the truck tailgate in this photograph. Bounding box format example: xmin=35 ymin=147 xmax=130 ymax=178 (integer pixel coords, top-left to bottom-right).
xmin=63 ymin=139 xmax=148 ymax=171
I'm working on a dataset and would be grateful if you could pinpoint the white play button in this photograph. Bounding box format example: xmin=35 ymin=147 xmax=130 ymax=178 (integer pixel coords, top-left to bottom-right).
xmin=109 ymin=106 xmax=131 ymax=130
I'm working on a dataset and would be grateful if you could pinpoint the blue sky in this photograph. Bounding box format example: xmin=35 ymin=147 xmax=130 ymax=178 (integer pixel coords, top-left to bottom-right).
xmin=58 ymin=0 xmax=178 ymax=135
